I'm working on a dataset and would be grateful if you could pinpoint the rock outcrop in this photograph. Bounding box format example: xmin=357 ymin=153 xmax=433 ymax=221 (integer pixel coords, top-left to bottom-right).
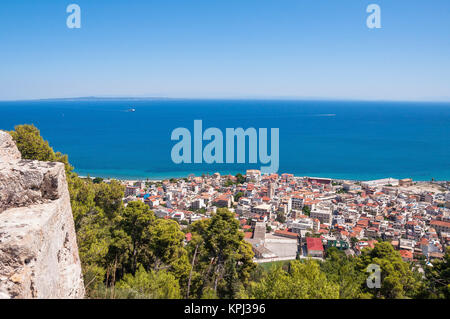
xmin=0 ymin=131 xmax=85 ymax=298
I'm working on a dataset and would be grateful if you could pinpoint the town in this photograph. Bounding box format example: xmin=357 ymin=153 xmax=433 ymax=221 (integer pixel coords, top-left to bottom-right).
xmin=113 ymin=171 xmax=450 ymax=265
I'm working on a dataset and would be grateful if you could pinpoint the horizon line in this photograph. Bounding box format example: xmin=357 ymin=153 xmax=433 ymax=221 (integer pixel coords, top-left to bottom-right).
xmin=1 ymin=95 xmax=450 ymax=104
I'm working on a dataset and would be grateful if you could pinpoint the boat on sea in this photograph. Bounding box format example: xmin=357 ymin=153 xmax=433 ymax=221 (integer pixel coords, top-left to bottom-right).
xmin=128 ymin=108 xmax=136 ymax=112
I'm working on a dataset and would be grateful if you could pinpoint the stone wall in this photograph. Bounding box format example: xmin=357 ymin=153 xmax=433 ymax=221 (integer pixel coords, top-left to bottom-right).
xmin=0 ymin=131 xmax=85 ymax=298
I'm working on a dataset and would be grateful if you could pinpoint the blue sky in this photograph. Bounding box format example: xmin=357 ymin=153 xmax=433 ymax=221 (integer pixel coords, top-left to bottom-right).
xmin=0 ymin=0 xmax=449 ymax=101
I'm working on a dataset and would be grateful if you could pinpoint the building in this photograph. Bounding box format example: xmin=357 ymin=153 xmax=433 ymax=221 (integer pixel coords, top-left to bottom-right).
xmin=430 ymin=220 xmax=450 ymax=234
xmin=171 ymin=211 xmax=185 ymax=221
xmin=291 ymin=196 xmax=304 ymax=210
xmin=288 ymin=219 xmax=313 ymax=233
xmin=213 ymin=194 xmax=232 ymax=208
xmin=253 ymin=222 xmax=266 ymax=242
xmin=399 ymin=178 xmax=413 ymax=187
xmin=306 ymin=177 xmax=332 ymax=186
xmin=268 ymin=182 xmax=275 ymax=199
xmin=246 ymin=169 xmax=261 ymax=182
xmin=191 ymin=197 xmax=206 ymax=210
xmin=399 ymin=250 xmax=413 ymax=262
xmin=274 ymin=229 xmax=298 ymax=239
xmin=310 ymin=209 xmax=332 ymax=224
xmin=306 ymin=237 xmax=324 ymax=258
xmin=343 ymin=182 xmax=362 ymax=192
xmin=252 ymin=203 xmax=272 ymax=216
xmin=361 ymin=178 xmax=399 ymax=189
xmin=398 ymin=238 xmax=415 ymax=251
xmin=145 ymin=196 xmax=160 ymax=208
xmin=125 ymin=186 xmax=139 ymax=197
xmin=133 ymin=181 xmax=146 ymax=189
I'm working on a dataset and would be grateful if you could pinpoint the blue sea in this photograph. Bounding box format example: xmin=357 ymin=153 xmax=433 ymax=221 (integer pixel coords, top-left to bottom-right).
xmin=0 ymin=99 xmax=449 ymax=181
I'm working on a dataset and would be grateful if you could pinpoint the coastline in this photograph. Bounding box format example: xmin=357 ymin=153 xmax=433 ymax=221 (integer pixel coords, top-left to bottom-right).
xmin=76 ymin=171 xmax=450 ymax=184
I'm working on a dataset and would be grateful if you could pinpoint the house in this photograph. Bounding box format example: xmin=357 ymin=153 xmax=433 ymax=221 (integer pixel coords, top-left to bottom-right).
xmin=310 ymin=208 xmax=332 ymax=224
xmin=171 ymin=211 xmax=185 ymax=221
xmin=430 ymin=220 xmax=450 ymax=234
xmin=274 ymin=229 xmax=298 ymax=240
xmin=306 ymin=237 xmax=324 ymax=258
xmin=125 ymin=186 xmax=139 ymax=197
xmin=213 ymin=194 xmax=232 ymax=208
xmin=399 ymin=249 xmax=413 ymax=262
xmin=251 ymin=203 xmax=272 ymax=216
xmin=288 ymin=219 xmax=313 ymax=233
xmin=399 ymin=178 xmax=413 ymax=187
xmin=306 ymin=177 xmax=332 ymax=186
xmin=291 ymin=196 xmax=304 ymax=210
xmin=246 ymin=169 xmax=261 ymax=182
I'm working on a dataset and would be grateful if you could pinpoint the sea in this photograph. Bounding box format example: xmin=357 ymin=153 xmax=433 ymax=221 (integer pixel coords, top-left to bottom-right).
xmin=0 ymin=99 xmax=449 ymax=181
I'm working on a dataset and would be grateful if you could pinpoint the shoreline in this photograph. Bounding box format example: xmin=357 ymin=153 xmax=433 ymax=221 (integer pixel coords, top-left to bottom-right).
xmin=77 ymin=172 xmax=450 ymax=184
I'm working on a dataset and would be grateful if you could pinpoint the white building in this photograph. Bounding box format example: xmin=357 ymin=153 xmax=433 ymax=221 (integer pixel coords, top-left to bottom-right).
xmin=361 ymin=178 xmax=399 ymax=189
xmin=310 ymin=208 xmax=332 ymax=224
xmin=288 ymin=219 xmax=314 ymax=233
xmin=291 ymin=196 xmax=304 ymax=210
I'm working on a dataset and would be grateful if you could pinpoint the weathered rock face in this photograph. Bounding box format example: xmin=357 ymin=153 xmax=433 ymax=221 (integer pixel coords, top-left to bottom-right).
xmin=0 ymin=131 xmax=21 ymax=162
xmin=0 ymin=131 xmax=85 ymax=298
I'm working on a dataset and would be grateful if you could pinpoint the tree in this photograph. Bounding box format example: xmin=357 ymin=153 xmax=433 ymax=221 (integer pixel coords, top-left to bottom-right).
xmin=357 ymin=242 xmax=423 ymax=298
xmin=422 ymin=247 xmax=450 ymax=299
xmin=235 ymin=173 xmax=246 ymax=185
xmin=302 ymin=206 xmax=311 ymax=216
xmin=234 ymin=192 xmax=244 ymax=203
xmin=185 ymin=208 xmax=255 ymax=298
xmin=249 ymin=259 xmax=339 ymax=299
xmin=221 ymin=258 xmax=241 ymax=299
xmin=321 ymin=248 xmax=368 ymax=298
xmin=93 ymin=177 xmax=104 ymax=184
xmin=148 ymin=218 xmax=190 ymax=282
xmin=225 ymin=179 xmax=234 ymax=187
xmin=115 ymin=265 xmax=181 ymax=299
xmin=94 ymin=180 xmax=124 ymax=219
xmin=276 ymin=212 xmax=286 ymax=223
xmin=112 ymin=201 xmax=155 ymax=274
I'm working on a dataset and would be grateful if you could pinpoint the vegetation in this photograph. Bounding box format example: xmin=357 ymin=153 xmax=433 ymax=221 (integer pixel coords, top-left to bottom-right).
xmin=185 ymin=208 xmax=255 ymax=298
xmin=421 ymin=247 xmax=450 ymax=299
xmin=235 ymin=173 xmax=246 ymax=185
xmin=356 ymin=242 xmax=424 ymax=298
xmin=302 ymin=205 xmax=311 ymax=216
xmin=233 ymin=192 xmax=244 ymax=203
xmin=276 ymin=212 xmax=286 ymax=223
xmin=248 ymin=259 xmax=339 ymax=299
xmin=93 ymin=177 xmax=104 ymax=184
xmin=224 ymin=179 xmax=234 ymax=187
xmin=257 ymin=260 xmax=291 ymax=272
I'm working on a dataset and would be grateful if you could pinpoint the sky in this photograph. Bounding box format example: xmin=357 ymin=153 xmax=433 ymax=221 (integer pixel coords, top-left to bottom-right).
xmin=0 ymin=0 xmax=449 ymax=101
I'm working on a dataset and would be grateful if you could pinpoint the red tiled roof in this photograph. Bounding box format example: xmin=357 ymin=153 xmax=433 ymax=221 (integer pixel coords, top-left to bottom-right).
xmin=306 ymin=237 xmax=324 ymax=252
xmin=399 ymin=250 xmax=413 ymax=260
xmin=274 ymin=229 xmax=298 ymax=238
xmin=430 ymin=220 xmax=450 ymax=227
xmin=244 ymin=232 xmax=253 ymax=239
